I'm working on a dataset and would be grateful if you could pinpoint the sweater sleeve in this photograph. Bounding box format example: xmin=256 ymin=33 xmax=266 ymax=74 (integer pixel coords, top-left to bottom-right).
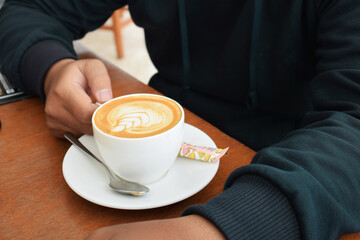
xmin=0 ymin=0 xmax=126 ymax=97
xmin=184 ymin=1 xmax=360 ymax=239
xmin=183 ymin=175 xmax=301 ymax=239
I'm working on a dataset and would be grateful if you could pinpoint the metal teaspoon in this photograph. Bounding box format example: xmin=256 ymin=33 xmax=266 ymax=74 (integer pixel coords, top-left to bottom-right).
xmin=64 ymin=132 xmax=150 ymax=196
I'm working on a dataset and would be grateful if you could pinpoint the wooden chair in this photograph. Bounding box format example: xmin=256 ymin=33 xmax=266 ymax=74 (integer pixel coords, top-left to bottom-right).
xmin=101 ymin=7 xmax=132 ymax=58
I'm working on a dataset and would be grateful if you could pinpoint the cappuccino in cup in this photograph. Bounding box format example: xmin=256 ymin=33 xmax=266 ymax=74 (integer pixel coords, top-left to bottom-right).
xmin=92 ymin=94 xmax=184 ymax=184
xmin=94 ymin=94 xmax=182 ymax=138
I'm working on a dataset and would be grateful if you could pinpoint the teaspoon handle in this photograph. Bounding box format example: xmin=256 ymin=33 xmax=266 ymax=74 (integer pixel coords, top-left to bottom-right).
xmin=64 ymin=132 xmax=112 ymax=173
xmin=64 ymin=132 xmax=150 ymax=195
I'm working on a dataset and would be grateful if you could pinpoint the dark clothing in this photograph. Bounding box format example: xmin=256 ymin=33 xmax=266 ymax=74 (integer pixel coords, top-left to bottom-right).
xmin=1 ymin=0 xmax=360 ymax=239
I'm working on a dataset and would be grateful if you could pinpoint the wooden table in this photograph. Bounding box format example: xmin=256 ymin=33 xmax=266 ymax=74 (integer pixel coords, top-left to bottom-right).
xmin=0 ymin=46 xmax=358 ymax=239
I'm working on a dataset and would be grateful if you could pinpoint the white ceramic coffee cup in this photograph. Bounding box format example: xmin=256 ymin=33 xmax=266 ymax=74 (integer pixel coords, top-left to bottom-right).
xmin=92 ymin=93 xmax=184 ymax=184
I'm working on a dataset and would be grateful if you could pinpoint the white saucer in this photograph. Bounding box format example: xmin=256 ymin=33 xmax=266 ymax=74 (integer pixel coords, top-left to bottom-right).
xmin=62 ymin=123 xmax=220 ymax=210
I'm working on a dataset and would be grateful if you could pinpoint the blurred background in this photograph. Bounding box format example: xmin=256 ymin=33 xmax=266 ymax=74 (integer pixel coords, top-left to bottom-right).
xmin=0 ymin=1 xmax=155 ymax=85
xmin=77 ymin=10 xmax=156 ymax=85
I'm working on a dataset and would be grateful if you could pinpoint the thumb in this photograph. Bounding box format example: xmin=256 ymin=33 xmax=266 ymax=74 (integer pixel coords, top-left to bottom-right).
xmin=81 ymin=59 xmax=113 ymax=103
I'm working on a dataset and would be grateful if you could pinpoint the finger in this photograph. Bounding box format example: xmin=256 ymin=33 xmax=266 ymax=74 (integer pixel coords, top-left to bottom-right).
xmin=61 ymin=80 xmax=99 ymax=129
xmin=50 ymin=127 xmax=83 ymax=139
xmin=46 ymin=116 xmax=84 ymax=138
xmin=44 ymin=59 xmax=100 ymax=137
xmin=80 ymin=59 xmax=113 ymax=103
xmin=45 ymin=94 xmax=94 ymax=136
xmin=46 ymin=113 xmax=93 ymax=136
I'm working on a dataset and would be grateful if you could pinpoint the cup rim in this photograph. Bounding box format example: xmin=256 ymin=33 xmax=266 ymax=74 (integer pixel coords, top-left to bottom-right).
xmin=92 ymin=93 xmax=184 ymax=140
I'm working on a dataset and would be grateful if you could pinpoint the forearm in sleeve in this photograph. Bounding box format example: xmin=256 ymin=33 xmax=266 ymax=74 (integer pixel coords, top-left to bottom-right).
xmin=0 ymin=0 xmax=125 ymax=97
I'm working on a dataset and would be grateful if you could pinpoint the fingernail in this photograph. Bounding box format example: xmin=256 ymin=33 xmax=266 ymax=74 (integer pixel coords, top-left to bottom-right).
xmin=97 ymin=89 xmax=112 ymax=102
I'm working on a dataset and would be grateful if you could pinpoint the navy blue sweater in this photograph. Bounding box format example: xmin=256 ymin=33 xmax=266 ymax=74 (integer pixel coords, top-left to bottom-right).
xmin=1 ymin=0 xmax=360 ymax=239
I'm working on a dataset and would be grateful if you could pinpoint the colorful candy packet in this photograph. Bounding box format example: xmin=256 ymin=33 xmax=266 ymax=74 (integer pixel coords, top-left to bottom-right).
xmin=179 ymin=142 xmax=229 ymax=163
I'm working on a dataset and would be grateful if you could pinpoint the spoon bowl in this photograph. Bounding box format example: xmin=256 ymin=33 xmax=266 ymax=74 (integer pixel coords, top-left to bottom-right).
xmin=64 ymin=132 xmax=149 ymax=196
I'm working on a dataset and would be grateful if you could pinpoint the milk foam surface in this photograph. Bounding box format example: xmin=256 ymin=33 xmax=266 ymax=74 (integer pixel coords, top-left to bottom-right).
xmin=94 ymin=95 xmax=182 ymax=138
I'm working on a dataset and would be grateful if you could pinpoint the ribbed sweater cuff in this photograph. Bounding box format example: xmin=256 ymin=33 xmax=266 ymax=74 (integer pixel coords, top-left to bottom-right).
xmin=183 ymin=175 xmax=300 ymax=240
xmin=20 ymin=40 xmax=78 ymax=101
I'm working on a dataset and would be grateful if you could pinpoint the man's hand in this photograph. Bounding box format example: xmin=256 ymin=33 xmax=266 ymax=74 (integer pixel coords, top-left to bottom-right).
xmin=85 ymin=215 xmax=226 ymax=240
xmin=44 ymin=58 xmax=113 ymax=138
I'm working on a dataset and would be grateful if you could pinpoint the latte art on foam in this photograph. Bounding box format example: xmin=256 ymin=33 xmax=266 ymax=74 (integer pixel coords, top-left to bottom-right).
xmin=94 ymin=95 xmax=182 ymax=138
xmin=108 ymin=102 xmax=174 ymax=135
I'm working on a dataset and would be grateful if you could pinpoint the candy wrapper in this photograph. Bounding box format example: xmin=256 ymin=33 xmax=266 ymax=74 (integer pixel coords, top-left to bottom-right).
xmin=179 ymin=142 xmax=229 ymax=163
